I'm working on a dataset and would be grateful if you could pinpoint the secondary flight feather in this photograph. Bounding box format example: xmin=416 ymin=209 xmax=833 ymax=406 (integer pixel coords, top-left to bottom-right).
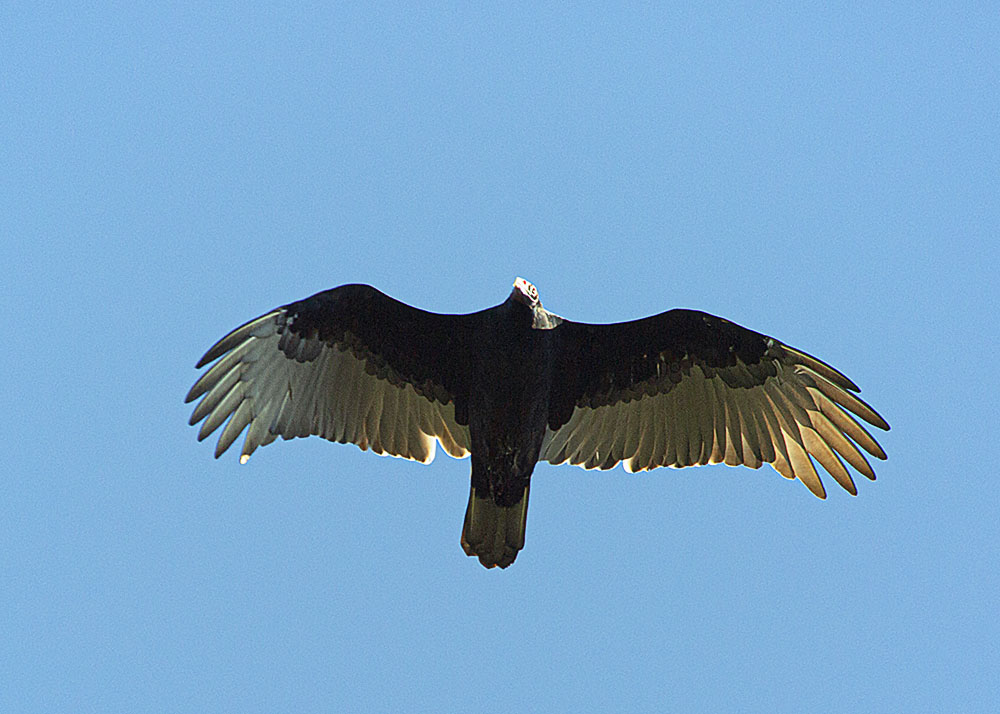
xmin=186 ymin=278 xmax=889 ymax=568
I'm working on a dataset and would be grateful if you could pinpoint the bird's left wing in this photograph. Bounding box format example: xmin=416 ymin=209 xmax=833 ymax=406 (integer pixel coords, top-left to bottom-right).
xmin=186 ymin=284 xmax=473 ymax=464
xmin=542 ymin=309 xmax=889 ymax=497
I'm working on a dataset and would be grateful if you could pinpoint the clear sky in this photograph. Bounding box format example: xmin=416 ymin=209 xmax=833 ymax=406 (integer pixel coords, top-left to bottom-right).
xmin=4 ymin=3 xmax=997 ymax=712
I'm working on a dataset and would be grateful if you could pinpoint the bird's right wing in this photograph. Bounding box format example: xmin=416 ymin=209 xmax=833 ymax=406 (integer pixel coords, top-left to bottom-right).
xmin=543 ymin=309 xmax=889 ymax=498
xmin=186 ymin=285 xmax=474 ymax=464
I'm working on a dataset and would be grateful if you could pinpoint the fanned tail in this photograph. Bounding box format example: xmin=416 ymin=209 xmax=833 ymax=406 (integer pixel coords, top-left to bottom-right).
xmin=460 ymin=485 xmax=529 ymax=569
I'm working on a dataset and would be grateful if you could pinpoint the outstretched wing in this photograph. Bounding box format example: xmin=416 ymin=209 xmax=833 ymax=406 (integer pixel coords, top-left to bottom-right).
xmin=543 ymin=309 xmax=889 ymax=498
xmin=186 ymin=284 xmax=473 ymax=464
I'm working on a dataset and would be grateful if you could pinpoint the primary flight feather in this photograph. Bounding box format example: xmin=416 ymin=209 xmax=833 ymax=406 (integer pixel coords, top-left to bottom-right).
xmin=186 ymin=278 xmax=889 ymax=568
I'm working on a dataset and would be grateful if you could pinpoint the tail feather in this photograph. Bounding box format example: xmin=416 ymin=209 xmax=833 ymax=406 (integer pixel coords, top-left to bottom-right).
xmin=461 ymin=485 xmax=529 ymax=569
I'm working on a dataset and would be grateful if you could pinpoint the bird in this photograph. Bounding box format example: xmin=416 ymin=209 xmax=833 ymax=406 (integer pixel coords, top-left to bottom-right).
xmin=186 ymin=278 xmax=889 ymax=569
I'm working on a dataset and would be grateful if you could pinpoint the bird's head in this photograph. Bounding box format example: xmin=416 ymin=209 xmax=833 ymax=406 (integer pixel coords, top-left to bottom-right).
xmin=511 ymin=277 xmax=540 ymax=307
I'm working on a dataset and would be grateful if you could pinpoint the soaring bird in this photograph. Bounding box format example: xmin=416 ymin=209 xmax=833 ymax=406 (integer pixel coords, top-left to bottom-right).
xmin=186 ymin=278 xmax=889 ymax=568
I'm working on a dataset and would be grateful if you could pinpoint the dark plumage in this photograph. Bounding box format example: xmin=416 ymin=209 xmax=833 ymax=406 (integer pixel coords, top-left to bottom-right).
xmin=186 ymin=278 xmax=889 ymax=568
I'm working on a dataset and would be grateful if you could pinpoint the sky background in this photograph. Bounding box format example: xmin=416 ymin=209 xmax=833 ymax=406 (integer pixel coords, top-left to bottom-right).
xmin=4 ymin=3 xmax=997 ymax=712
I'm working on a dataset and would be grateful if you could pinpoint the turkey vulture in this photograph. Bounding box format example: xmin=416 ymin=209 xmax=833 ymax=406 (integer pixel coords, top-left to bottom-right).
xmin=186 ymin=278 xmax=889 ymax=568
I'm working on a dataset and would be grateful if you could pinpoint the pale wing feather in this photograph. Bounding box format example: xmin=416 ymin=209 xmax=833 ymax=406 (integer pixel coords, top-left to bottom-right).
xmin=187 ymin=310 xmax=470 ymax=464
xmin=745 ymin=388 xmax=776 ymax=464
xmin=706 ymin=375 xmax=725 ymax=464
xmin=694 ymin=373 xmax=715 ymax=465
xmin=662 ymin=391 xmax=679 ymax=468
xmin=675 ymin=387 xmax=695 ymax=466
xmin=623 ymin=395 xmax=644 ymax=465
xmin=541 ymin=342 xmax=887 ymax=498
xmin=734 ymin=396 xmax=762 ymax=469
xmin=721 ymin=379 xmax=743 ymax=466
xmin=631 ymin=395 xmax=655 ymax=472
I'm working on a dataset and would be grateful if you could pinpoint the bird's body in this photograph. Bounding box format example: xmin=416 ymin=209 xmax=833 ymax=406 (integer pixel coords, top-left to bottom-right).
xmin=187 ymin=278 xmax=889 ymax=568
xmin=463 ymin=287 xmax=557 ymax=566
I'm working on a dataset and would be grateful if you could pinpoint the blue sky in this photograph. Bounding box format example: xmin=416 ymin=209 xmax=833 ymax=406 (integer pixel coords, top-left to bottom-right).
xmin=4 ymin=3 xmax=997 ymax=712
